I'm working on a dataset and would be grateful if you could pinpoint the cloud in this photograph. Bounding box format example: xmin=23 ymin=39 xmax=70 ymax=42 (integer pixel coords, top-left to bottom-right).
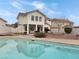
xmin=10 ymin=1 xmax=61 ymax=18
xmin=11 ymin=0 xmax=61 ymax=16
xmin=69 ymin=15 xmax=79 ymax=20
xmin=30 ymin=1 xmax=61 ymax=15
xmin=31 ymin=1 xmax=46 ymax=10
xmin=0 ymin=10 xmax=16 ymax=24
xmin=67 ymin=14 xmax=79 ymax=25
xmin=0 ymin=10 xmax=14 ymax=17
xmin=10 ymin=0 xmax=25 ymax=11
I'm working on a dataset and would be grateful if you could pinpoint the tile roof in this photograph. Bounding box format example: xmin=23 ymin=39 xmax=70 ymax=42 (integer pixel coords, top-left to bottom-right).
xmin=0 ymin=18 xmax=7 ymax=22
xmin=49 ymin=18 xmax=73 ymax=24
xmin=17 ymin=10 xmax=47 ymax=19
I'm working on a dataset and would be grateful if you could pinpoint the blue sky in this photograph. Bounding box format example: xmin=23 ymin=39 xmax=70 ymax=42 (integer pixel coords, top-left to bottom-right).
xmin=0 ymin=0 xmax=79 ymax=25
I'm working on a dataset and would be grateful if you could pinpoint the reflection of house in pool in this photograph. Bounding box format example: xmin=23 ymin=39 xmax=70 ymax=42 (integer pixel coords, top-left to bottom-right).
xmin=16 ymin=40 xmax=45 ymax=58
xmin=0 ymin=40 xmax=7 ymax=48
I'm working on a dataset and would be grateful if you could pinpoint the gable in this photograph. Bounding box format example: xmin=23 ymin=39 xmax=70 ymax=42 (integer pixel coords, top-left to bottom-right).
xmin=27 ymin=10 xmax=46 ymax=17
xmin=27 ymin=11 xmax=45 ymax=18
xmin=17 ymin=10 xmax=46 ymax=19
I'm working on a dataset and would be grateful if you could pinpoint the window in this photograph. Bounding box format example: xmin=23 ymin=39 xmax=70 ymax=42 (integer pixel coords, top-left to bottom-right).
xmin=36 ymin=16 xmax=38 ymax=21
xmin=39 ymin=17 xmax=42 ymax=21
xmin=31 ymin=15 xmax=34 ymax=21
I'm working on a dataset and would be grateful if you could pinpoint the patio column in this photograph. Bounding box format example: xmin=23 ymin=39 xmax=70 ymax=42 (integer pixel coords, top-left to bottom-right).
xmin=43 ymin=25 xmax=44 ymax=32
xmin=27 ymin=24 xmax=29 ymax=34
xmin=36 ymin=25 xmax=37 ymax=31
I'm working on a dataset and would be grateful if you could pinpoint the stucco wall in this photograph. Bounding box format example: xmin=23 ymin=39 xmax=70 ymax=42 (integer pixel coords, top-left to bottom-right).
xmin=0 ymin=19 xmax=6 ymax=25
xmin=0 ymin=26 xmax=11 ymax=34
xmin=50 ymin=29 xmax=64 ymax=34
xmin=46 ymin=20 xmax=51 ymax=25
xmin=17 ymin=16 xmax=28 ymax=24
xmin=17 ymin=12 xmax=45 ymax=26
xmin=27 ymin=12 xmax=45 ymax=25
xmin=11 ymin=25 xmax=25 ymax=33
xmin=72 ymin=28 xmax=79 ymax=34
xmin=44 ymin=24 xmax=50 ymax=29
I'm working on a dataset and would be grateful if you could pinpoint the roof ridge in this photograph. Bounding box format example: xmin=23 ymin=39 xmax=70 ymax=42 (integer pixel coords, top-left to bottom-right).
xmin=0 ymin=18 xmax=7 ymax=22
xmin=17 ymin=10 xmax=47 ymax=19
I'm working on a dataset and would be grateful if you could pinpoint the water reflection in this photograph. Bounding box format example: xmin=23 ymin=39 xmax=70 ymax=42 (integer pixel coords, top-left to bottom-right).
xmin=0 ymin=40 xmax=7 ymax=48
xmin=56 ymin=46 xmax=79 ymax=54
xmin=16 ymin=40 xmax=45 ymax=58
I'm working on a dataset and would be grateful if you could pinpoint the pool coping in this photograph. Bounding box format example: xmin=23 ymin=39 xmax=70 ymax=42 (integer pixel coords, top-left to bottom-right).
xmin=0 ymin=36 xmax=79 ymax=46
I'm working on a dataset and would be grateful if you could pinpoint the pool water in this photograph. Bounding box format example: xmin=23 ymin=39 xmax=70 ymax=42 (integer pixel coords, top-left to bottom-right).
xmin=0 ymin=39 xmax=79 ymax=59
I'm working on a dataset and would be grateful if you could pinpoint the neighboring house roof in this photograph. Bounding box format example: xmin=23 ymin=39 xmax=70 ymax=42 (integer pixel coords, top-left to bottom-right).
xmin=17 ymin=10 xmax=47 ymax=19
xmin=49 ymin=18 xmax=73 ymax=24
xmin=6 ymin=23 xmax=18 ymax=28
xmin=74 ymin=26 xmax=79 ymax=28
xmin=0 ymin=18 xmax=7 ymax=23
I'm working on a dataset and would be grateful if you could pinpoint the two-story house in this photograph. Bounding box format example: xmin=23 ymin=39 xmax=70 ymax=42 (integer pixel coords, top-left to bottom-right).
xmin=17 ymin=10 xmax=47 ymax=34
xmin=16 ymin=10 xmax=74 ymax=34
xmin=48 ymin=18 xmax=73 ymax=33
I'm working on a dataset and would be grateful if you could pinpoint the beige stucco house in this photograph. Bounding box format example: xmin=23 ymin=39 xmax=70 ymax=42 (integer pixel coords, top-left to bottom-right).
xmin=16 ymin=10 xmax=74 ymax=34
xmin=0 ymin=18 xmax=11 ymax=34
xmin=47 ymin=18 xmax=73 ymax=33
xmin=0 ymin=18 xmax=7 ymax=25
xmin=17 ymin=10 xmax=47 ymax=34
xmin=72 ymin=26 xmax=79 ymax=34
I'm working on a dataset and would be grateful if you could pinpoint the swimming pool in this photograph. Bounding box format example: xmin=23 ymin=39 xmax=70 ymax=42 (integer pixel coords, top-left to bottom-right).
xmin=0 ymin=38 xmax=79 ymax=59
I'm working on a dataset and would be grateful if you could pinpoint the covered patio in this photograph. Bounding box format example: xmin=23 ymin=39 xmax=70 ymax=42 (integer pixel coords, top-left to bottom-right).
xmin=23 ymin=24 xmax=44 ymax=34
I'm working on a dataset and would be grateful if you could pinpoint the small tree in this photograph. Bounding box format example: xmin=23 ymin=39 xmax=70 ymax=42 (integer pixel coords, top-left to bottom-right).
xmin=64 ymin=25 xmax=72 ymax=34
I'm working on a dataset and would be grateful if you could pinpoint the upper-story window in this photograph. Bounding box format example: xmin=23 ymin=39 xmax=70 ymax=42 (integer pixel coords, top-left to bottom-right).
xmin=31 ymin=15 xmax=34 ymax=21
xmin=39 ymin=17 xmax=42 ymax=21
xmin=36 ymin=16 xmax=38 ymax=21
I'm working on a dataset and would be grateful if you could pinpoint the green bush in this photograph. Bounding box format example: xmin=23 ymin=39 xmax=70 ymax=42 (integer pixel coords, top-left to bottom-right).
xmin=64 ymin=26 xmax=72 ymax=34
xmin=34 ymin=32 xmax=46 ymax=38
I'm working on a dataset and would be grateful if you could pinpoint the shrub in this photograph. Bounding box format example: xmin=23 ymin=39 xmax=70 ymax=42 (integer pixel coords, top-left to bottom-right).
xmin=64 ymin=25 xmax=72 ymax=34
xmin=34 ymin=32 xmax=46 ymax=38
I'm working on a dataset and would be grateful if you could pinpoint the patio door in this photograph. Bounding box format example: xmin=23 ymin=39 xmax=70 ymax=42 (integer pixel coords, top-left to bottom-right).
xmin=37 ymin=26 xmax=42 ymax=32
xmin=24 ymin=24 xmax=27 ymax=31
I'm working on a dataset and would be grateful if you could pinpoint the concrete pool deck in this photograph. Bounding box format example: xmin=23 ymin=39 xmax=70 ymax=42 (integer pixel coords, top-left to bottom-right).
xmin=0 ymin=34 xmax=79 ymax=45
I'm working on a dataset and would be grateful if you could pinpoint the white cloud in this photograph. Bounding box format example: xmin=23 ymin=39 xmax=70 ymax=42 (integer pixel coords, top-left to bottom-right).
xmin=69 ymin=15 xmax=79 ymax=20
xmin=10 ymin=0 xmax=25 ymax=11
xmin=67 ymin=14 xmax=79 ymax=25
xmin=30 ymin=1 xmax=59 ymax=15
xmin=12 ymin=1 xmax=60 ymax=16
xmin=0 ymin=10 xmax=14 ymax=17
xmin=31 ymin=1 xmax=46 ymax=10
xmin=11 ymin=1 xmax=61 ymax=17
xmin=0 ymin=10 xmax=16 ymax=24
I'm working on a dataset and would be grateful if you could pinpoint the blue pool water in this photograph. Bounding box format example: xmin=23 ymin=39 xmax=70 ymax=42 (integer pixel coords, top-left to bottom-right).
xmin=0 ymin=39 xmax=79 ymax=59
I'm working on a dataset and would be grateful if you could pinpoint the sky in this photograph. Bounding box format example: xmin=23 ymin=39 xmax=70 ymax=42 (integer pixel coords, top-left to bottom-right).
xmin=0 ymin=0 xmax=79 ymax=25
